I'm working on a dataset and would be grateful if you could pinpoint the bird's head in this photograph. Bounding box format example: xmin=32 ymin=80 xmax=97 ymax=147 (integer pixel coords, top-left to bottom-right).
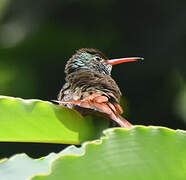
xmin=65 ymin=48 xmax=143 ymax=75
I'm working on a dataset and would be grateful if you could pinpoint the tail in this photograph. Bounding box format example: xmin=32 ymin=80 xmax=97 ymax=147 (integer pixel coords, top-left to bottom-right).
xmin=53 ymin=94 xmax=133 ymax=129
xmin=111 ymin=114 xmax=132 ymax=129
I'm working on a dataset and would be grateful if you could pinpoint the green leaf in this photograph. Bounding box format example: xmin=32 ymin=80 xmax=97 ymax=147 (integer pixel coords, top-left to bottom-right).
xmin=0 ymin=96 xmax=109 ymax=144
xmin=1 ymin=126 xmax=186 ymax=180
xmin=31 ymin=126 xmax=186 ymax=180
xmin=0 ymin=146 xmax=81 ymax=180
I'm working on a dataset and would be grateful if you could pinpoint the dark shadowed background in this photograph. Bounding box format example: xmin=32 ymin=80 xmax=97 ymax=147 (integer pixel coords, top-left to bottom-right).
xmin=0 ymin=0 xmax=186 ymax=158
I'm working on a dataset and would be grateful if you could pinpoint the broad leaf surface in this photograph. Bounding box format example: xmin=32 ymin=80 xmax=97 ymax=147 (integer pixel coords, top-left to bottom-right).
xmin=32 ymin=126 xmax=186 ymax=180
xmin=0 ymin=146 xmax=82 ymax=180
xmin=1 ymin=127 xmax=186 ymax=180
xmin=0 ymin=96 xmax=109 ymax=144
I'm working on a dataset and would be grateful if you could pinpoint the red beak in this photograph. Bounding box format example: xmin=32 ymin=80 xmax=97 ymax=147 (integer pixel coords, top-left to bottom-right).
xmin=106 ymin=57 xmax=144 ymax=66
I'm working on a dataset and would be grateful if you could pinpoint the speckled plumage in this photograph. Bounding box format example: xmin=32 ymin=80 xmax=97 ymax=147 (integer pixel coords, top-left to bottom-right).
xmin=59 ymin=69 xmax=121 ymax=106
xmin=57 ymin=48 xmax=132 ymax=128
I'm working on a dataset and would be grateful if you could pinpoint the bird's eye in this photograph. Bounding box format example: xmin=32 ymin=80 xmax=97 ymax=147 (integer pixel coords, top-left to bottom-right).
xmin=94 ymin=56 xmax=102 ymax=61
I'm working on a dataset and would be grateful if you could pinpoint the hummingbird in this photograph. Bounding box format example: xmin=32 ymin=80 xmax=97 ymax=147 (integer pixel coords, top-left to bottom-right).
xmin=56 ymin=48 xmax=143 ymax=129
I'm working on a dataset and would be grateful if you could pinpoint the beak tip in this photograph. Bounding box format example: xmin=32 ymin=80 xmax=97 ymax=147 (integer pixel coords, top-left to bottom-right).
xmin=139 ymin=57 xmax=144 ymax=61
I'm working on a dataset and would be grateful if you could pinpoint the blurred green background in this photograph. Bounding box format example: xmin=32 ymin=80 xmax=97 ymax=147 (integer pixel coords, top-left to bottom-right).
xmin=0 ymin=0 xmax=186 ymax=158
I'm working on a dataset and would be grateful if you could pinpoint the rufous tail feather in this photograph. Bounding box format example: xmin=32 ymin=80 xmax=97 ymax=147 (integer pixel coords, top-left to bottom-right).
xmin=53 ymin=97 xmax=132 ymax=129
